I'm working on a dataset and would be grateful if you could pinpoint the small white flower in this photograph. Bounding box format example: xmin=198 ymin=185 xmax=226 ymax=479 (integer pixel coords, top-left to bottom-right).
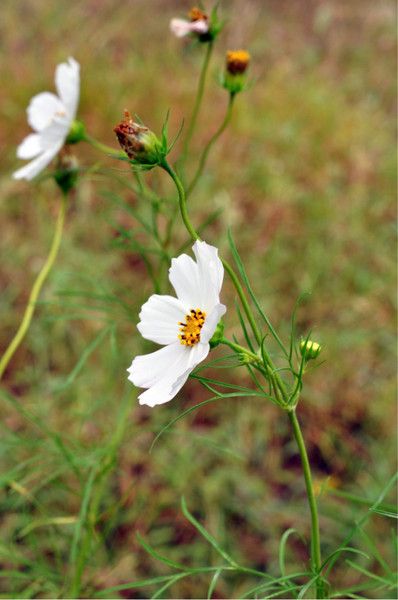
xmin=170 ymin=18 xmax=209 ymax=38
xmin=13 ymin=57 xmax=80 ymax=181
xmin=128 ymin=241 xmax=226 ymax=407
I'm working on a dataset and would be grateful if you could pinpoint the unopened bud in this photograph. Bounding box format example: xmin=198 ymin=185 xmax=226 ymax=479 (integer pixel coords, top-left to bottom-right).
xmin=222 ymin=50 xmax=251 ymax=94
xmin=300 ymin=339 xmax=322 ymax=361
xmin=114 ymin=111 xmax=164 ymax=167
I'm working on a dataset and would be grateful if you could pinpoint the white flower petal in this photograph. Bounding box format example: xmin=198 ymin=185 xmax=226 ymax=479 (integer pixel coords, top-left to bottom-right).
xmin=200 ymin=303 xmax=226 ymax=344
xmin=16 ymin=134 xmax=42 ymax=159
xmin=170 ymin=18 xmax=208 ymax=37
xmin=190 ymin=20 xmax=209 ymax=34
xmin=169 ymin=253 xmax=203 ymax=308
xmin=39 ymin=117 xmax=70 ymax=149
xmin=170 ymin=18 xmax=193 ymax=37
xmin=55 ymin=57 xmax=80 ymax=120
xmin=12 ymin=146 xmax=60 ymax=181
xmin=128 ymin=342 xmax=186 ymax=389
xmin=192 ymin=241 xmax=224 ymax=311
xmin=27 ymin=92 xmax=65 ymax=132
xmin=137 ymin=294 xmax=186 ymax=345
xmin=136 ymin=342 xmax=210 ymax=407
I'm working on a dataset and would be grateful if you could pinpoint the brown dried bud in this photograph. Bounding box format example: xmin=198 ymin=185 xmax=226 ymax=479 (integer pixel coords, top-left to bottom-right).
xmin=113 ymin=111 xmax=163 ymax=165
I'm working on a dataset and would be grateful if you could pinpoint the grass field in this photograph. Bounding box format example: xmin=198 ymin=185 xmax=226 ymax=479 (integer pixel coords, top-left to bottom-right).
xmin=0 ymin=1 xmax=396 ymax=598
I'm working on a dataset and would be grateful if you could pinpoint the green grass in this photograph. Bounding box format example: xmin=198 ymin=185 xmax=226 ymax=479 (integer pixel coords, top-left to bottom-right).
xmin=0 ymin=0 xmax=396 ymax=598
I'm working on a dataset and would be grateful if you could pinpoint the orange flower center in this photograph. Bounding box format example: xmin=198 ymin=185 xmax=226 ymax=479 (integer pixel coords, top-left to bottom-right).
xmin=189 ymin=7 xmax=207 ymax=21
xmin=226 ymin=50 xmax=251 ymax=74
xmin=178 ymin=309 xmax=206 ymax=346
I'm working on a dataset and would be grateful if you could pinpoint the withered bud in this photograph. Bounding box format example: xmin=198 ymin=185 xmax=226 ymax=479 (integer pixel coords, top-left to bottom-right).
xmin=113 ymin=111 xmax=163 ymax=166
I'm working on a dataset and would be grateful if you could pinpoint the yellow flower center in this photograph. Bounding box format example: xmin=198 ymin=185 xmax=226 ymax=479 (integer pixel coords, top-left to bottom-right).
xmin=178 ymin=309 xmax=206 ymax=346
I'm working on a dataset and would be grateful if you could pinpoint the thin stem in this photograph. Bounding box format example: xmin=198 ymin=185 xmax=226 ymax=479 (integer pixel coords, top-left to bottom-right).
xmin=0 ymin=195 xmax=67 ymax=381
xmin=221 ymin=260 xmax=262 ymax=346
xmin=220 ymin=337 xmax=260 ymax=363
xmin=83 ymin=133 xmax=125 ymax=158
xmin=161 ymin=160 xmax=199 ymax=241
xmin=180 ymin=41 xmax=214 ymax=166
xmin=187 ymin=93 xmax=235 ymax=196
xmin=161 ymin=160 xmax=262 ymax=348
xmin=288 ymin=409 xmax=323 ymax=597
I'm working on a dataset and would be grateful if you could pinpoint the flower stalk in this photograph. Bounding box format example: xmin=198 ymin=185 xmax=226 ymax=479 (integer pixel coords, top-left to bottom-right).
xmin=288 ymin=409 xmax=323 ymax=598
xmin=187 ymin=92 xmax=235 ymax=196
xmin=180 ymin=41 xmax=214 ymax=167
xmin=0 ymin=195 xmax=67 ymax=381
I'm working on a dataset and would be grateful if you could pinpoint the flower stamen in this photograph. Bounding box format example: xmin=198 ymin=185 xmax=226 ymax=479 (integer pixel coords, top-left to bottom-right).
xmin=178 ymin=308 xmax=206 ymax=346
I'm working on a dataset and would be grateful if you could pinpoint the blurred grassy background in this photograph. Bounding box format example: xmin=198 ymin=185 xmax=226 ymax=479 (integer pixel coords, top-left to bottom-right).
xmin=0 ymin=0 xmax=396 ymax=598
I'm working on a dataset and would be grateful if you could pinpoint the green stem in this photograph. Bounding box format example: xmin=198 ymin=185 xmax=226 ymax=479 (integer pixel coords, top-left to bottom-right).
xmin=220 ymin=337 xmax=260 ymax=363
xmin=327 ymin=488 xmax=396 ymax=514
xmin=161 ymin=160 xmax=262 ymax=348
xmin=288 ymin=409 xmax=323 ymax=597
xmin=180 ymin=41 xmax=214 ymax=166
xmin=0 ymin=196 xmax=67 ymax=381
xmin=187 ymin=93 xmax=235 ymax=196
xmin=161 ymin=160 xmax=199 ymax=242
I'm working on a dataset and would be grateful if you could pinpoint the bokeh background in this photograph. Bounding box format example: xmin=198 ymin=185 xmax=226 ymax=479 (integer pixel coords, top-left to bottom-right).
xmin=0 ymin=1 xmax=396 ymax=598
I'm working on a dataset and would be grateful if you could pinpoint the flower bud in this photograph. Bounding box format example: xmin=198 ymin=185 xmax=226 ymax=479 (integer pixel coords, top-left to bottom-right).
xmin=222 ymin=50 xmax=251 ymax=94
xmin=114 ymin=111 xmax=164 ymax=167
xmin=66 ymin=120 xmax=86 ymax=144
xmin=54 ymin=151 xmax=79 ymax=194
xmin=300 ymin=339 xmax=322 ymax=361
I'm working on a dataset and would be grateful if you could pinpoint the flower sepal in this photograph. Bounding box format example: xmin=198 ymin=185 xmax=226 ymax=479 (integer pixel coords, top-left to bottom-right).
xmin=54 ymin=151 xmax=79 ymax=195
xmin=65 ymin=120 xmax=86 ymax=144
xmin=209 ymin=319 xmax=224 ymax=348
xmin=198 ymin=5 xmax=225 ymax=43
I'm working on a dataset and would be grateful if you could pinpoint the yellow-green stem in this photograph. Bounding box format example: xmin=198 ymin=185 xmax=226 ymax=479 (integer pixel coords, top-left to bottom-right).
xmin=288 ymin=409 xmax=323 ymax=597
xmin=83 ymin=133 xmax=125 ymax=158
xmin=0 ymin=196 xmax=67 ymax=381
xmin=187 ymin=93 xmax=235 ymax=196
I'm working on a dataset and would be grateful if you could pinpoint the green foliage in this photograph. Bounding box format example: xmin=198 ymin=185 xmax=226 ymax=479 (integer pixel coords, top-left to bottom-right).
xmin=0 ymin=0 xmax=395 ymax=598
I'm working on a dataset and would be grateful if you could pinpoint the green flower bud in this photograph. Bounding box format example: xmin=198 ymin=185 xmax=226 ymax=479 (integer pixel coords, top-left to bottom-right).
xmin=222 ymin=50 xmax=250 ymax=94
xmin=65 ymin=120 xmax=85 ymax=144
xmin=54 ymin=152 xmax=79 ymax=194
xmin=300 ymin=339 xmax=322 ymax=361
xmin=209 ymin=319 xmax=225 ymax=348
xmin=113 ymin=111 xmax=165 ymax=168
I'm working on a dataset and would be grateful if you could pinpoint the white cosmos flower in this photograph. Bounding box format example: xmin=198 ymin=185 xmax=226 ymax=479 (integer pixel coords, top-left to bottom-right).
xmin=13 ymin=57 xmax=80 ymax=181
xmin=170 ymin=18 xmax=209 ymax=38
xmin=128 ymin=241 xmax=226 ymax=407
